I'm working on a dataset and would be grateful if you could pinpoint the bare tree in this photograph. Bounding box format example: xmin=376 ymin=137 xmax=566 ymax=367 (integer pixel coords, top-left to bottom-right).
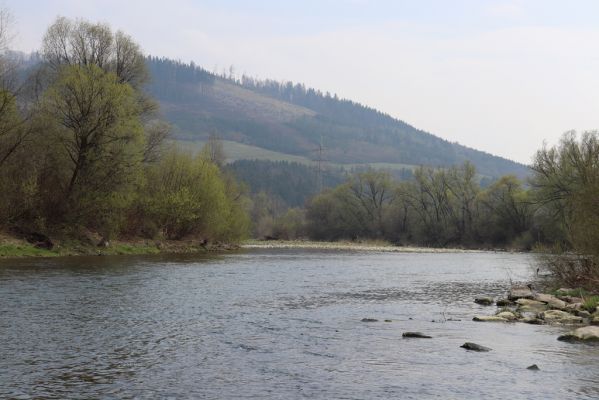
xmin=143 ymin=120 xmax=171 ymax=163
xmin=0 ymin=7 xmax=27 ymax=167
xmin=42 ymin=17 xmax=148 ymax=89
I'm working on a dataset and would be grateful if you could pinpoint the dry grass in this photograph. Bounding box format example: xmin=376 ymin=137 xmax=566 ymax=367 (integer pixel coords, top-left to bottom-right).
xmin=538 ymin=253 xmax=599 ymax=291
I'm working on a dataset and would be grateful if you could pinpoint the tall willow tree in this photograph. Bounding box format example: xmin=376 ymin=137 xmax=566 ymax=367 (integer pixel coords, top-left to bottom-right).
xmin=32 ymin=18 xmax=151 ymax=234
xmin=41 ymin=64 xmax=144 ymax=229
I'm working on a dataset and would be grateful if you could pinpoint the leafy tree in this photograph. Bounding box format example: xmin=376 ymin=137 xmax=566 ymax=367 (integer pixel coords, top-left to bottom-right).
xmin=137 ymin=148 xmax=248 ymax=241
xmin=41 ymin=64 xmax=144 ymax=226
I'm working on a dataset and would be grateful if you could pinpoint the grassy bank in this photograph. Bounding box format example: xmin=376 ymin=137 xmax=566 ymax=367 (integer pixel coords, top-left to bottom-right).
xmin=0 ymin=232 xmax=237 ymax=259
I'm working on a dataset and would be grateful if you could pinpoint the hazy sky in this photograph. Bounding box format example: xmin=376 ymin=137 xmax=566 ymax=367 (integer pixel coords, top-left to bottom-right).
xmin=6 ymin=0 xmax=599 ymax=164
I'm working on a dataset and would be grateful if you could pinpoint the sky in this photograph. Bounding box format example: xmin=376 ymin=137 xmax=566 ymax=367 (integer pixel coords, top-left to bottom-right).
xmin=6 ymin=0 xmax=599 ymax=164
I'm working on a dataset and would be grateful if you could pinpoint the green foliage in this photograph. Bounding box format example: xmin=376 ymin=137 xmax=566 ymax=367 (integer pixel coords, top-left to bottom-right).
xmin=135 ymin=148 xmax=248 ymax=241
xmin=39 ymin=64 xmax=144 ymax=234
xmin=0 ymin=243 xmax=58 ymax=257
xmin=272 ymin=208 xmax=306 ymax=240
xmin=582 ymin=296 xmax=599 ymax=312
xmin=0 ymin=17 xmax=250 ymax=248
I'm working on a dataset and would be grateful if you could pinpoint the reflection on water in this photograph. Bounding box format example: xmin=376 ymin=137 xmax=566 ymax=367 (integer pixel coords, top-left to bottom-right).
xmin=0 ymin=250 xmax=597 ymax=399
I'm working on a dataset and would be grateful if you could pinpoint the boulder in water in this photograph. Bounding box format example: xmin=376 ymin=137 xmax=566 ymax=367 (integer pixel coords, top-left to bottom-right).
xmin=402 ymin=332 xmax=432 ymax=339
xmin=495 ymin=311 xmax=518 ymax=321
xmin=516 ymin=298 xmax=548 ymax=313
xmin=516 ymin=298 xmax=545 ymax=306
xmin=508 ymin=286 xmax=534 ymax=301
xmin=496 ymin=298 xmax=514 ymax=307
xmin=527 ymin=364 xmax=540 ymax=370
xmin=461 ymin=342 xmax=491 ymax=352
xmin=557 ymin=326 xmax=599 ymax=342
xmin=473 ymin=315 xmax=508 ymax=322
xmin=474 ymin=297 xmax=494 ymax=306
xmin=534 ymin=293 xmax=567 ymax=309
xmin=520 ymin=317 xmax=545 ymax=325
xmin=540 ymin=310 xmax=583 ymax=324
xmin=361 ymin=318 xmax=378 ymax=323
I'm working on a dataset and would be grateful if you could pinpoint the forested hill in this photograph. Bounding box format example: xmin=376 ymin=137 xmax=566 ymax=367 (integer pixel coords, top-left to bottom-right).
xmin=145 ymin=56 xmax=529 ymax=178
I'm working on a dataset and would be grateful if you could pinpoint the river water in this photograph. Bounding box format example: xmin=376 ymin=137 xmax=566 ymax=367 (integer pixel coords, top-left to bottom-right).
xmin=0 ymin=249 xmax=597 ymax=399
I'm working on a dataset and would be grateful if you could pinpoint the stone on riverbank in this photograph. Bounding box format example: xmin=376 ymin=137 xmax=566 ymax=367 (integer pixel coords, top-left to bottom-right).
xmin=473 ymin=315 xmax=508 ymax=322
xmin=496 ymin=298 xmax=514 ymax=306
xmin=565 ymin=303 xmax=583 ymax=312
xmin=557 ymin=326 xmax=599 ymax=342
xmin=521 ymin=317 xmax=545 ymax=325
xmin=540 ymin=310 xmax=583 ymax=324
xmin=516 ymin=298 xmax=547 ymax=312
xmin=534 ymin=293 xmax=567 ymax=309
xmin=461 ymin=342 xmax=491 ymax=352
xmin=402 ymin=332 xmax=432 ymax=338
xmin=560 ymin=296 xmax=584 ymax=304
xmin=591 ymin=314 xmax=599 ymax=326
xmin=474 ymin=297 xmax=494 ymax=306
xmin=575 ymin=310 xmax=591 ymax=318
xmin=495 ymin=311 xmax=518 ymax=321
xmin=508 ymin=287 xmax=534 ymax=301
xmin=516 ymin=298 xmax=545 ymax=307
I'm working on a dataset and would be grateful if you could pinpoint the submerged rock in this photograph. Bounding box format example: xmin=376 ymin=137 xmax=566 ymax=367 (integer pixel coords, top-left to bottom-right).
xmin=557 ymin=326 xmax=599 ymax=342
xmin=508 ymin=286 xmax=534 ymax=301
xmin=540 ymin=310 xmax=583 ymax=324
xmin=361 ymin=318 xmax=378 ymax=323
xmin=402 ymin=332 xmax=432 ymax=339
xmin=527 ymin=364 xmax=540 ymax=370
xmin=474 ymin=297 xmax=494 ymax=306
xmin=473 ymin=315 xmax=508 ymax=322
xmin=461 ymin=342 xmax=491 ymax=352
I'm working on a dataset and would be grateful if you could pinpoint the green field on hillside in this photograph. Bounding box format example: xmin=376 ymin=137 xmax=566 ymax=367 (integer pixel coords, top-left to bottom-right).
xmin=177 ymin=140 xmax=418 ymax=172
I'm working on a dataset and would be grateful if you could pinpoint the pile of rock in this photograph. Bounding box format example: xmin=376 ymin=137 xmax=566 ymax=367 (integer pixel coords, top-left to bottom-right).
xmin=473 ymin=286 xmax=599 ymax=342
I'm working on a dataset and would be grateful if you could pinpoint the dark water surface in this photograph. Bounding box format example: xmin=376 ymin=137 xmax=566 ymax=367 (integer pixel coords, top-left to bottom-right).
xmin=1 ymin=249 xmax=597 ymax=399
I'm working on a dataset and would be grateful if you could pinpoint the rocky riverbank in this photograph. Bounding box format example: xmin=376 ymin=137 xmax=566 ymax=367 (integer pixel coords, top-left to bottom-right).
xmin=473 ymin=286 xmax=599 ymax=342
xmin=243 ymin=239 xmax=488 ymax=253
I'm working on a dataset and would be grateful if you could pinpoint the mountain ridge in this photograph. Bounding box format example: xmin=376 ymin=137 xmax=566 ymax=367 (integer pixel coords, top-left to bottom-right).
xmin=146 ymin=56 xmax=529 ymax=178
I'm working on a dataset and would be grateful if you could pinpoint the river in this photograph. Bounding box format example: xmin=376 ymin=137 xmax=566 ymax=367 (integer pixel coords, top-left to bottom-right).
xmin=1 ymin=249 xmax=597 ymax=399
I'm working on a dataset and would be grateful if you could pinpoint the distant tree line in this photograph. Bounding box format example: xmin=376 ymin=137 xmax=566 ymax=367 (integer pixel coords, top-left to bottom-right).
xmin=302 ymin=162 xmax=542 ymax=248
xmin=227 ymin=159 xmax=346 ymax=207
xmin=0 ymin=16 xmax=248 ymax=244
